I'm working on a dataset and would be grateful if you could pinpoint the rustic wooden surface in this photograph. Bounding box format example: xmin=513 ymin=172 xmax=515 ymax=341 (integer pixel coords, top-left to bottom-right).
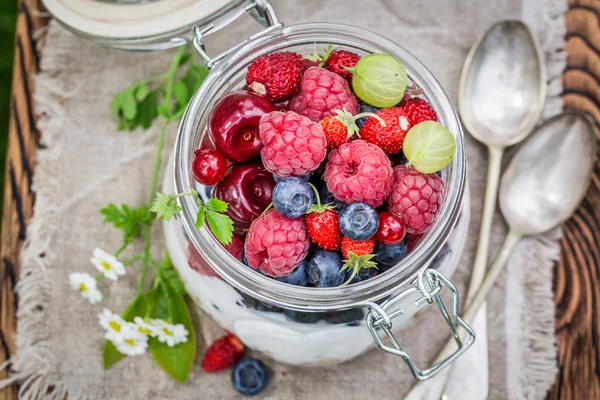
xmin=1 ymin=1 xmax=599 ymax=399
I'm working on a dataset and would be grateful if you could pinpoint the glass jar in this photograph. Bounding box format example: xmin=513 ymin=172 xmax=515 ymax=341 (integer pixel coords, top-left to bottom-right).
xmin=164 ymin=0 xmax=475 ymax=380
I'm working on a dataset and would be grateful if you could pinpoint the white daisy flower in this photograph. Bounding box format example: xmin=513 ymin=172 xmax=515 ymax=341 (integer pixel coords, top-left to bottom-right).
xmin=69 ymin=272 xmax=103 ymax=304
xmin=133 ymin=317 xmax=157 ymax=336
xmin=91 ymin=248 xmax=125 ymax=281
xmin=115 ymin=324 xmax=148 ymax=356
xmin=151 ymin=319 xmax=189 ymax=347
xmin=99 ymin=309 xmax=127 ymax=344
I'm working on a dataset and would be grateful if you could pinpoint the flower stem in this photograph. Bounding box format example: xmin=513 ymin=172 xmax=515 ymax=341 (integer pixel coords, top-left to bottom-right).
xmin=113 ymin=241 xmax=130 ymax=257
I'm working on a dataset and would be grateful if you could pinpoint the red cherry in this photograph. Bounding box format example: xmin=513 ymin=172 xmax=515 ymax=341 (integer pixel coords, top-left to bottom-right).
xmin=212 ymin=162 xmax=275 ymax=232
xmin=374 ymin=212 xmax=406 ymax=245
xmin=223 ymin=234 xmax=245 ymax=261
xmin=209 ymin=90 xmax=275 ymax=162
xmin=192 ymin=149 xmax=227 ymax=185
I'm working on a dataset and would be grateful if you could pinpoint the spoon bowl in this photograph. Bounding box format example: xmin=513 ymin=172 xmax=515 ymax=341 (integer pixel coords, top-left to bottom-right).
xmin=459 ymin=20 xmax=546 ymax=148
xmin=500 ymin=112 xmax=597 ymax=235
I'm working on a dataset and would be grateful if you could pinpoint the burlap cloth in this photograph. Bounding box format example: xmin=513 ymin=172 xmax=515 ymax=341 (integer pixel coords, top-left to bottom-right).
xmin=0 ymin=0 xmax=568 ymax=398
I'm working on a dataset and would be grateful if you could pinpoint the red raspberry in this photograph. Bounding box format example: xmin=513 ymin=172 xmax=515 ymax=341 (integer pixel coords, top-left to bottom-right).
xmin=388 ymin=165 xmax=444 ymax=234
xmin=246 ymin=52 xmax=303 ymax=101
xmin=359 ymin=107 xmax=411 ymax=154
xmin=244 ymin=209 xmax=310 ymax=277
xmin=290 ymin=67 xmax=359 ymax=122
xmin=324 ymin=50 xmax=360 ymax=83
xmin=407 ymin=233 xmax=423 ymax=253
xmin=306 ymin=209 xmax=342 ymax=251
xmin=401 ymin=98 xmax=438 ymax=126
xmin=201 ymin=334 xmax=246 ymax=372
xmin=324 ymin=140 xmax=393 ymax=208
xmin=259 ymin=111 xmax=327 ymax=177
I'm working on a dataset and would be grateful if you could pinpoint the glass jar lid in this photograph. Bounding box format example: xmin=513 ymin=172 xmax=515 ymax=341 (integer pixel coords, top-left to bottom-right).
xmin=42 ymin=0 xmax=245 ymax=50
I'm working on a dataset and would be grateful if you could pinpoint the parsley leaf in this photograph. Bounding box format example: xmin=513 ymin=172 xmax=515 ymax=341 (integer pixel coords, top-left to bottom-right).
xmin=100 ymin=203 xmax=151 ymax=242
xmin=149 ymin=193 xmax=182 ymax=221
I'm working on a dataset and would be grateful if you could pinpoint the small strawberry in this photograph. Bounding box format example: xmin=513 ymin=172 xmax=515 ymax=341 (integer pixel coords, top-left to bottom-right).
xmin=201 ymin=334 xmax=246 ymax=372
xmin=340 ymin=237 xmax=377 ymax=285
xmin=306 ymin=190 xmax=342 ymax=250
xmin=319 ymin=109 xmax=386 ymax=149
xmin=246 ymin=52 xmax=303 ymax=101
xmin=359 ymin=107 xmax=412 ymax=154
xmin=324 ymin=50 xmax=360 ymax=83
xmin=401 ymin=98 xmax=438 ymax=126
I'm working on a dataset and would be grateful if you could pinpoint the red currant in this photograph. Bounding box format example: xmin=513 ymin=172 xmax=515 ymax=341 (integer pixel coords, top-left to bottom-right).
xmin=374 ymin=212 xmax=406 ymax=245
xmin=192 ymin=149 xmax=227 ymax=186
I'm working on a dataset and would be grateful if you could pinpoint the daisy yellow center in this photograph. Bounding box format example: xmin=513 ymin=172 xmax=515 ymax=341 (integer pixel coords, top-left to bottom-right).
xmin=124 ymin=339 xmax=136 ymax=346
xmin=101 ymin=261 xmax=112 ymax=271
xmin=139 ymin=327 xmax=152 ymax=335
xmin=79 ymin=283 xmax=88 ymax=292
xmin=163 ymin=328 xmax=173 ymax=336
xmin=109 ymin=321 xmax=121 ymax=332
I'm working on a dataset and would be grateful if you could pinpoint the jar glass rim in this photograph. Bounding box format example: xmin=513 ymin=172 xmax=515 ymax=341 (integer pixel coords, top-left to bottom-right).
xmin=174 ymin=22 xmax=466 ymax=311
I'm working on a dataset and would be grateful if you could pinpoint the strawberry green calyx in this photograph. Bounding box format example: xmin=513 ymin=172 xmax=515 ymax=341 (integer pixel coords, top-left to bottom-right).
xmin=334 ymin=109 xmax=386 ymax=138
xmin=306 ymin=44 xmax=334 ymax=67
xmin=340 ymin=252 xmax=378 ymax=286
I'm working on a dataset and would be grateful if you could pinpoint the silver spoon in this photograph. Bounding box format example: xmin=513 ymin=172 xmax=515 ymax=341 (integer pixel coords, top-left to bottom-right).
xmin=459 ymin=20 xmax=546 ymax=309
xmin=433 ymin=112 xmax=596 ymax=398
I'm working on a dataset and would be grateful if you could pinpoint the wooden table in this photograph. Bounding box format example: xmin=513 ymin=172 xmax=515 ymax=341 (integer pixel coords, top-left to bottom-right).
xmin=1 ymin=0 xmax=599 ymax=399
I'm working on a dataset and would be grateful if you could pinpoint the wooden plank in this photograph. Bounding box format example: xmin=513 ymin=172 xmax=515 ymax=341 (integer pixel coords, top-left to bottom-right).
xmin=547 ymin=2 xmax=600 ymax=399
xmin=0 ymin=1 xmax=46 ymax=399
xmin=0 ymin=1 xmax=599 ymax=399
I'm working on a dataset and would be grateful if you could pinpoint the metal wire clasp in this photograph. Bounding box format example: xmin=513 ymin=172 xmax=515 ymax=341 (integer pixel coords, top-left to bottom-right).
xmin=365 ymin=269 xmax=476 ymax=381
xmin=192 ymin=0 xmax=282 ymax=70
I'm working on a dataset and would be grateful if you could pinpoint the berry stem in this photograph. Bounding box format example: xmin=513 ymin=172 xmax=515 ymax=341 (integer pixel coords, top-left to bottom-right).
xmin=308 ymin=182 xmax=321 ymax=208
xmin=352 ymin=112 xmax=386 ymax=127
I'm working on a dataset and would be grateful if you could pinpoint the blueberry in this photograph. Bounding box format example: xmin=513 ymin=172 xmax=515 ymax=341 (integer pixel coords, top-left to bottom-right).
xmin=272 ymin=177 xmax=314 ymax=218
xmin=254 ymin=301 xmax=284 ymax=313
xmin=276 ymin=259 xmax=309 ymax=286
xmin=356 ymin=101 xmax=380 ymax=128
xmin=284 ymin=310 xmax=322 ymax=324
xmin=323 ymin=308 xmax=365 ymax=324
xmin=339 ymin=202 xmax=379 ymax=241
xmin=232 ymin=358 xmax=269 ymax=396
xmin=374 ymin=237 xmax=408 ymax=271
xmin=273 ymin=173 xmax=311 ymax=183
xmin=345 ymin=267 xmax=377 ymax=284
xmin=308 ymin=250 xmax=344 ymax=287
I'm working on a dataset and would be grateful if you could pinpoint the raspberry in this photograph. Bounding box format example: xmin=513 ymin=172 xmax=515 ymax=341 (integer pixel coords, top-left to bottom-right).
xmin=324 ymin=140 xmax=393 ymax=208
xmin=244 ymin=209 xmax=310 ymax=277
xmin=246 ymin=52 xmax=303 ymax=101
xmin=290 ymin=67 xmax=359 ymax=122
xmin=325 ymin=50 xmax=360 ymax=83
xmin=359 ymin=107 xmax=411 ymax=154
xmin=388 ymin=165 xmax=444 ymax=234
xmin=401 ymin=98 xmax=438 ymax=126
xmin=259 ymin=111 xmax=327 ymax=177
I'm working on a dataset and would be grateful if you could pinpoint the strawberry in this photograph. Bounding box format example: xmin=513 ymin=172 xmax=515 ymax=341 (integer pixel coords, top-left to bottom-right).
xmin=306 ymin=209 xmax=342 ymax=251
xmin=340 ymin=237 xmax=377 ymax=285
xmin=319 ymin=109 xmax=386 ymax=150
xmin=201 ymin=334 xmax=246 ymax=372
xmin=324 ymin=50 xmax=360 ymax=83
xmin=246 ymin=52 xmax=303 ymax=101
xmin=359 ymin=107 xmax=412 ymax=154
xmin=400 ymin=98 xmax=438 ymax=126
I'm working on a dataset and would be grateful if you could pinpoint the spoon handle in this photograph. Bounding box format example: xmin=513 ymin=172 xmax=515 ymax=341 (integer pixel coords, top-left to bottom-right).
xmin=434 ymin=229 xmax=523 ymax=363
xmin=468 ymin=146 xmax=504 ymax=298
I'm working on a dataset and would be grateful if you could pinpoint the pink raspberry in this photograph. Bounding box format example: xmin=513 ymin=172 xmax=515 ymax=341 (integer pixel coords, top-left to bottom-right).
xmin=289 ymin=67 xmax=359 ymax=122
xmin=324 ymin=140 xmax=393 ymax=208
xmin=388 ymin=165 xmax=444 ymax=234
xmin=244 ymin=210 xmax=310 ymax=277
xmin=259 ymin=110 xmax=327 ymax=177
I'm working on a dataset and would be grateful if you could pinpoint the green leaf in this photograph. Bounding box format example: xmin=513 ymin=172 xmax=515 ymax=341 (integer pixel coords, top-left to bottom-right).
xmin=137 ymin=90 xmax=159 ymax=129
xmin=150 ymin=192 xmax=182 ymax=221
xmin=135 ymin=84 xmax=150 ymax=101
xmin=178 ymin=53 xmax=191 ymax=67
xmin=195 ymin=203 xmax=205 ymax=229
xmin=121 ymin=87 xmax=138 ymax=120
xmin=204 ymin=197 xmax=228 ymax=213
xmin=103 ymin=293 xmax=150 ymax=369
xmin=100 ymin=203 xmax=151 ymax=242
xmin=149 ymin=282 xmax=196 ymax=382
xmin=206 ymin=210 xmax=234 ymax=245
xmin=173 ymin=80 xmax=190 ymax=107
xmin=161 ymin=269 xmax=186 ymax=295
xmin=157 ymin=103 xmax=170 ymax=119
